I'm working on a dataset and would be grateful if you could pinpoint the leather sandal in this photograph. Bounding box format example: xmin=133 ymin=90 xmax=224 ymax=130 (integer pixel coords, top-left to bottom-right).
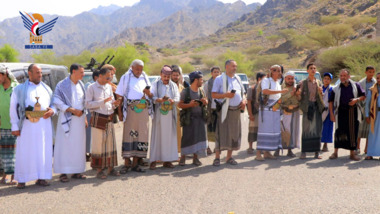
xmin=59 ymin=174 xmax=69 ymax=183
xmin=329 ymin=153 xmax=338 ymax=159
xmin=150 ymin=162 xmax=157 ymax=170
xmin=35 ymin=179 xmax=50 ymax=187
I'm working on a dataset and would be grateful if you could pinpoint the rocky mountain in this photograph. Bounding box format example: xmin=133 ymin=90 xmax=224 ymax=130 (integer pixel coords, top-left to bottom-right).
xmin=1 ymin=0 xmax=234 ymax=60
xmin=89 ymin=4 xmax=122 ymax=16
xmin=181 ymin=0 xmax=379 ymax=54
xmin=95 ymin=0 xmax=261 ymax=49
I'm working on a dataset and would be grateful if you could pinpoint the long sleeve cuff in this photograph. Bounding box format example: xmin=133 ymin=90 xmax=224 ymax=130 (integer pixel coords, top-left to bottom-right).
xmin=11 ymin=123 xmax=19 ymax=132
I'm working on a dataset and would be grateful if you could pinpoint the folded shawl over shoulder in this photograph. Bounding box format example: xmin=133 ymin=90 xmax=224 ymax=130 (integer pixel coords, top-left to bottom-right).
xmin=119 ymin=69 xmax=153 ymax=121
xmin=369 ymin=83 xmax=379 ymax=134
xmin=220 ymin=73 xmax=244 ymax=123
xmin=54 ymin=76 xmax=86 ymax=136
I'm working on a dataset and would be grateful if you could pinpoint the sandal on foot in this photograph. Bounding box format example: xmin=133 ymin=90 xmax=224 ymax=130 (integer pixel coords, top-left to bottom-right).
xmin=96 ymin=171 xmax=107 ymax=179
xmin=314 ymin=153 xmax=322 ymax=159
xmin=300 ymin=153 xmax=307 ymax=159
xmin=207 ymin=147 xmax=212 ymax=155
xmin=273 ymin=150 xmax=280 ymax=157
xmin=59 ymin=174 xmax=69 ymax=183
xmin=9 ymin=180 xmax=18 ymax=185
xmin=35 ymin=179 xmax=50 ymax=187
xmin=329 ymin=153 xmax=338 ymax=160
xmin=179 ymin=157 xmax=186 ymax=166
xmin=131 ymin=165 xmax=145 ymax=173
xmin=0 ymin=178 xmax=6 ymax=184
xmin=264 ymin=153 xmax=277 ymax=160
xmin=150 ymin=162 xmax=157 ymax=170
xmin=138 ymin=158 xmax=149 ymax=167
xmin=287 ymin=152 xmax=296 ymax=157
xmin=120 ymin=165 xmax=130 ymax=174
xmin=71 ymin=174 xmax=86 ymax=179
xmin=163 ymin=162 xmax=175 ymax=168
xmin=255 ymin=156 xmax=265 ymax=161
xmin=226 ymin=158 xmax=238 ymax=165
xmin=108 ymin=169 xmax=120 ymax=176
xmin=247 ymin=148 xmax=254 ymax=154
xmin=350 ymin=155 xmax=361 ymax=161
xmin=365 ymin=156 xmax=374 ymax=160
xmin=192 ymin=158 xmax=202 ymax=166
xmin=213 ymin=158 xmax=220 ymax=166
xmin=16 ymin=183 xmax=26 ymax=189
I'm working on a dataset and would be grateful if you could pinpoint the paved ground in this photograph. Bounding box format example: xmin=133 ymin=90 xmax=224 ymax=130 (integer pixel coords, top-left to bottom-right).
xmin=1 ymin=113 xmax=380 ymax=213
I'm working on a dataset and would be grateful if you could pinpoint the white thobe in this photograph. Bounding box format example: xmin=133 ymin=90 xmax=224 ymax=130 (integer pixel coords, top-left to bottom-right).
xmin=149 ymin=80 xmax=180 ymax=162
xmin=10 ymin=81 xmax=55 ymax=183
xmin=53 ymin=81 xmax=86 ymax=174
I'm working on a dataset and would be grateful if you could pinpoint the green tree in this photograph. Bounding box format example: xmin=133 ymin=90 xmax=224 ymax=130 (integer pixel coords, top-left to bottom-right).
xmin=320 ymin=16 xmax=340 ymax=25
xmin=0 ymin=44 xmax=19 ymax=62
xmin=344 ymin=15 xmax=377 ymax=30
xmin=266 ymin=35 xmax=282 ymax=48
xmin=307 ymin=25 xmax=335 ymax=47
xmin=278 ymin=29 xmax=297 ymax=41
xmin=31 ymin=50 xmax=59 ymax=64
xmin=253 ymin=54 xmax=288 ymax=71
xmin=316 ymin=39 xmax=380 ymax=77
xmin=218 ymin=50 xmax=254 ymax=76
xmin=324 ymin=24 xmax=354 ymax=46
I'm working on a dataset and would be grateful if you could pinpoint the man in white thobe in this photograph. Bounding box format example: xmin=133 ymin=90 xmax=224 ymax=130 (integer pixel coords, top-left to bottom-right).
xmin=149 ymin=66 xmax=180 ymax=170
xmin=53 ymin=63 xmax=87 ymax=182
xmin=10 ymin=64 xmax=55 ymax=189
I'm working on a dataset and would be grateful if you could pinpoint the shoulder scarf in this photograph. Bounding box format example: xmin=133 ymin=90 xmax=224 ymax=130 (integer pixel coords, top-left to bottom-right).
xmin=54 ymin=76 xmax=86 ymax=136
xmin=13 ymin=79 xmax=53 ymax=132
xmin=121 ymin=69 xmax=152 ymax=121
xmin=332 ymin=79 xmax=361 ymax=129
xmin=368 ymin=83 xmax=379 ymax=134
xmin=221 ymin=73 xmax=244 ymax=123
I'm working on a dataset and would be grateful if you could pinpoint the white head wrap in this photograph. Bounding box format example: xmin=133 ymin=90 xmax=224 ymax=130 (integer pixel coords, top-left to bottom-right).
xmin=284 ymin=71 xmax=295 ymax=78
xmin=0 ymin=64 xmax=17 ymax=82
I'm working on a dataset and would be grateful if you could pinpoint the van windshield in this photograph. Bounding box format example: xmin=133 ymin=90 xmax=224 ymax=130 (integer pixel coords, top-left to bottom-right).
xmin=237 ymin=74 xmax=248 ymax=82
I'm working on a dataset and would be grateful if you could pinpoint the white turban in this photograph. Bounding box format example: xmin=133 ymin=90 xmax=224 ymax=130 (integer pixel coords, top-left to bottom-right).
xmin=284 ymin=71 xmax=295 ymax=78
xmin=0 ymin=64 xmax=17 ymax=82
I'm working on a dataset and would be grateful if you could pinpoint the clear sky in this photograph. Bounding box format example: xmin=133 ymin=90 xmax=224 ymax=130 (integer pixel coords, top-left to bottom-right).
xmin=0 ymin=0 xmax=266 ymax=21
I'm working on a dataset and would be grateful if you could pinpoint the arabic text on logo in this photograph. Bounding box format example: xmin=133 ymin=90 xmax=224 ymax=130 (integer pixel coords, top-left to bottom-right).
xmin=19 ymin=11 xmax=58 ymax=49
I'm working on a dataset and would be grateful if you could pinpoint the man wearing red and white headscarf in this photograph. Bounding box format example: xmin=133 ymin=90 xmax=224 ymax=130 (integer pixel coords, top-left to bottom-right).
xmin=149 ymin=66 xmax=180 ymax=170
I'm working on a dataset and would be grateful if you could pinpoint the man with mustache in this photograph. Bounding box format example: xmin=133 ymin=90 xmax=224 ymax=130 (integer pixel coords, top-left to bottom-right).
xmin=329 ymin=69 xmax=365 ymax=161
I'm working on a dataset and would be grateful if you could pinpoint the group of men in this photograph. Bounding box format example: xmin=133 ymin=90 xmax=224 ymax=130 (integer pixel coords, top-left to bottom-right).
xmin=1 ymin=58 xmax=379 ymax=189
xmin=247 ymin=63 xmax=379 ymax=163
xmin=0 ymin=59 xmax=247 ymax=189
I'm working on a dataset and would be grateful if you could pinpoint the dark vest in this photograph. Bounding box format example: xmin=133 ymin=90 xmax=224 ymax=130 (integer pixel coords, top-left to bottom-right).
xmin=299 ymin=79 xmax=325 ymax=113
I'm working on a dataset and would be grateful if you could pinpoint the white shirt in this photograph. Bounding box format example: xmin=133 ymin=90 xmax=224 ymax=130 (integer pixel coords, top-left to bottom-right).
xmin=85 ymin=81 xmax=115 ymax=115
xmin=115 ymin=71 xmax=151 ymax=100
xmin=10 ymin=81 xmax=56 ymax=131
xmin=261 ymin=77 xmax=281 ymax=100
xmin=71 ymin=81 xmax=84 ymax=110
xmin=212 ymin=74 xmax=244 ymax=107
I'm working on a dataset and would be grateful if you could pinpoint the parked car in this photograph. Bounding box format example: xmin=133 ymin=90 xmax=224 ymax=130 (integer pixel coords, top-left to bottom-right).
xmin=237 ymin=73 xmax=249 ymax=93
xmin=183 ymin=74 xmax=190 ymax=85
xmin=82 ymin=71 xmax=94 ymax=85
xmin=149 ymin=75 xmax=160 ymax=83
xmin=288 ymin=69 xmax=322 ymax=84
xmin=2 ymin=62 xmax=69 ymax=143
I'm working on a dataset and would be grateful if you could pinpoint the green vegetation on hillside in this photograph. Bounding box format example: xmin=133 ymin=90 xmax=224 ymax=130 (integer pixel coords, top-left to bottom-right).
xmin=0 ymin=44 xmax=19 ymax=62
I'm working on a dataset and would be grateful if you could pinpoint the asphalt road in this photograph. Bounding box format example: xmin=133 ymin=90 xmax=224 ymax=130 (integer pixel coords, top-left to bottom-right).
xmin=1 ymin=113 xmax=380 ymax=213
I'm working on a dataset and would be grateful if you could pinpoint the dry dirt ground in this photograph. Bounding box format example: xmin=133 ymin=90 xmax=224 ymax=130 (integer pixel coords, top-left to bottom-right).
xmin=1 ymin=113 xmax=380 ymax=213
